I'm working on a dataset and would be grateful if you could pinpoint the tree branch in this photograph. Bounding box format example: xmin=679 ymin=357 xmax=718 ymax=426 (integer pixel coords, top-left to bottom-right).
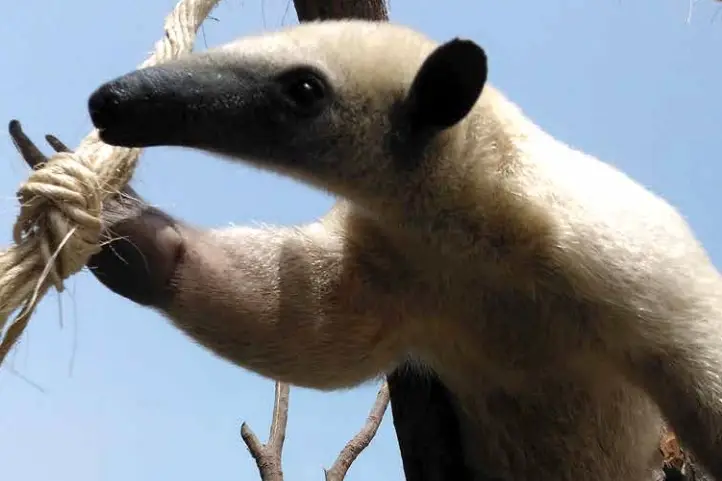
xmin=240 ymin=381 xmax=291 ymax=481
xmin=294 ymin=0 xmax=388 ymax=21
xmin=269 ymin=381 xmax=290 ymax=449
xmin=324 ymin=382 xmax=390 ymax=481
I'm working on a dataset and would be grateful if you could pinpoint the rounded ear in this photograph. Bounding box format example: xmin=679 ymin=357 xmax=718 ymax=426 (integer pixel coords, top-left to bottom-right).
xmin=405 ymin=38 xmax=488 ymax=131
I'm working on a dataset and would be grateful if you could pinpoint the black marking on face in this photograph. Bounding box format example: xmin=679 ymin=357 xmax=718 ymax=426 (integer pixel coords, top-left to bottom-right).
xmin=276 ymin=66 xmax=330 ymax=116
xmin=87 ymin=59 xmax=335 ymax=163
xmin=386 ymin=99 xmax=437 ymax=173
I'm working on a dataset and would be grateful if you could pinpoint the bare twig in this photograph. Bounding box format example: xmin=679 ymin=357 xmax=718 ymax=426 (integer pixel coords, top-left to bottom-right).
xmin=660 ymin=427 xmax=714 ymax=481
xmin=324 ymin=382 xmax=390 ymax=481
xmin=241 ymin=381 xmax=291 ymax=481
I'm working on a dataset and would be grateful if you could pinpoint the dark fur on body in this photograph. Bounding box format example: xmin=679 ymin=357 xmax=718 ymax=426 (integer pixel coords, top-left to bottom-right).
xmin=49 ymin=19 xmax=722 ymax=481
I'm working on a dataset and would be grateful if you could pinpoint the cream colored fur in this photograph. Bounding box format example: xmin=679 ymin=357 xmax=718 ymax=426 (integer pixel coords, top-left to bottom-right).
xmin=109 ymin=21 xmax=722 ymax=481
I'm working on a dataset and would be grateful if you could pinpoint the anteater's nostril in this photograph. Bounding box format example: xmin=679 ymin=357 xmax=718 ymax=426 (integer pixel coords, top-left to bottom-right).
xmin=88 ymin=82 xmax=124 ymax=131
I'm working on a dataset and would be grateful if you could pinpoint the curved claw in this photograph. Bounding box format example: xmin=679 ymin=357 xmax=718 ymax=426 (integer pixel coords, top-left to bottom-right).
xmin=7 ymin=119 xmax=181 ymax=308
xmin=8 ymin=120 xmax=74 ymax=171
xmin=45 ymin=134 xmax=71 ymax=153
xmin=8 ymin=119 xmax=49 ymax=169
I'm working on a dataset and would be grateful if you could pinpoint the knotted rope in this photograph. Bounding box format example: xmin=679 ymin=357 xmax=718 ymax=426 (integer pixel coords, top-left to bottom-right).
xmin=0 ymin=0 xmax=222 ymax=365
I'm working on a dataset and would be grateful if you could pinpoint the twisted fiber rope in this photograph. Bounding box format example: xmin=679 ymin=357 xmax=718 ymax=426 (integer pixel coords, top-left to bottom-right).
xmin=0 ymin=0 xmax=222 ymax=365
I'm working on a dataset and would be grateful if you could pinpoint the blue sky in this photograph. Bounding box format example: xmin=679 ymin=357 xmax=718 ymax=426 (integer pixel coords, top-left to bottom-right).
xmin=1 ymin=1 xmax=722 ymax=480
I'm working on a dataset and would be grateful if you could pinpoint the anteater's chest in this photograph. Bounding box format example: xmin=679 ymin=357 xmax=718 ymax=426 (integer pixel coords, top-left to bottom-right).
xmin=411 ymin=280 xmax=664 ymax=481
xmin=415 ymin=277 xmax=604 ymax=384
xmin=449 ymin=371 xmax=664 ymax=481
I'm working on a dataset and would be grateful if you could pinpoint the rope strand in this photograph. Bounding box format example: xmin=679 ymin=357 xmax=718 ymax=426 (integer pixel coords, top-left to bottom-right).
xmin=0 ymin=0 xmax=222 ymax=365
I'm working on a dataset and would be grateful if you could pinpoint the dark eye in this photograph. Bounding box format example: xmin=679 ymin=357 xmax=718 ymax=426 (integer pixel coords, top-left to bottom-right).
xmin=281 ymin=72 xmax=328 ymax=111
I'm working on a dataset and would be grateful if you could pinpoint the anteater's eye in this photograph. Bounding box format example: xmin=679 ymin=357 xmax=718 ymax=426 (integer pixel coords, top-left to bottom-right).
xmin=280 ymin=70 xmax=328 ymax=111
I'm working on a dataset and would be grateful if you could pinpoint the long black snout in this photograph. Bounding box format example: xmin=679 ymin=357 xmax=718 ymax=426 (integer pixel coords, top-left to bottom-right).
xmin=88 ymin=63 xmax=254 ymax=149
